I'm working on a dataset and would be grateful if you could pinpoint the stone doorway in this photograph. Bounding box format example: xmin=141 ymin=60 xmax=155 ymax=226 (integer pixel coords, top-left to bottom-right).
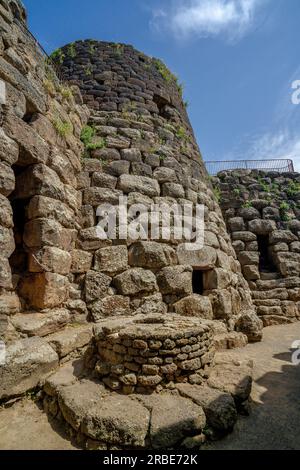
xmin=257 ymin=235 xmax=277 ymax=273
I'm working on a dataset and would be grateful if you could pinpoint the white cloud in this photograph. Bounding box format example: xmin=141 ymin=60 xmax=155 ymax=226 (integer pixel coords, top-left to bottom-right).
xmin=151 ymin=0 xmax=268 ymax=42
xmin=239 ymin=130 xmax=300 ymax=171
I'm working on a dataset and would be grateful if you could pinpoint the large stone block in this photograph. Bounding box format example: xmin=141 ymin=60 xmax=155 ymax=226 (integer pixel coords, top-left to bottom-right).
xmin=203 ymin=268 xmax=232 ymax=290
xmin=174 ymin=294 xmax=213 ymax=319
xmin=0 ymin=127 xmax=19 ymax=165
xmin=3 ymin=113 xmax=50 ymax=165
xmin=89 ymin=295 xmax=130 ymax=321
xmin=84 ymin=271 xmax=112 ymax=302
xmin=162 ymin=182 xmax=185 ymax=198
xmin=0 ymin=337 xmax=58 ymax=400
xmin=0 ymin=292 xmax=20 ymax=315
xmin=235 ymin=311 xmax=263 ymax=343
xmin=177 ymin=245 xmax=217 ymax=270
xmin=157 ymin=265 xmax=192 ymax=295
xmin=0 ymin=226 xmax=15 ymax=257
xmin=0 ymin=162 xmax=15 ymax=196
xmin=0 ymin=256 xmax=12 ymax=289
xmin=129 ymin=241 xmax=177 ymax=269
xmin=238 ymin=251 xmax=259 ymax=266
xmin=11 ymin=309 xmax=70 ymax=337
xmin=13 ymin=164 xmax=64 ymax=201
xmin=208 ymin=289 xmax=232 ymax=319
xmin=46 ymin=325 xmax=93 ymax=359
xmin=71 ymin=250 xmax=93 ymax=273
xmin=248 ymin=219 xmax=277 ymax=235
xmin=24 ymin=219 xmax=75 ymax=251
xmin=83 ymin=187 xmax=122 ymax=206
xmin=269 ymin=230 xmax=298 ymax=244
xmin=19 ymin=273 xmax=69 ymax=309
xmin=28 ymin=247 xmax=72 ymax=274
xmin=114 ymin=268 xmax=158 ymax=296
xmin=95 ymin=245 xmax=128 ymax=274
xmin=118 ymin=175 xmax=160 ymax=197
xmin=27 ymin=196 xmax=76 ymax=229
xmin=0 ymin=194 xmax=13 ymax=228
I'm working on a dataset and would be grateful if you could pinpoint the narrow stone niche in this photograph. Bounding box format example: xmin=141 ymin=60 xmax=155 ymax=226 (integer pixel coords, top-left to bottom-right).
xmin=257 ymin=235 xmax=277 ymax=273
xmin=8 ymin=163 xmax=32 ymax=306
xmin=192 ymin=269 xmax=204 ymax=295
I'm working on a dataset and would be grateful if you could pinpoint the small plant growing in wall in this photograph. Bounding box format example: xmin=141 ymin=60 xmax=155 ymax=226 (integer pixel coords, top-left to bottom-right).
xmin=242 ymin=201 xmax=253 ymax=208
xmin=52 ymin=116 xmax=73 ymax=138
xmin=279 ymin=202 xmax=291 ymax=221
xmin=85 ymin=65 xmax=93 ymax=76
xmin=152 ymin=58 xmax=184 ymax=97
xmin=50 ymin=48 xmax=65 ymax=65
xmin=233 ymin=188 xmax=241 ymax=196
xmin=213 ymin=186 xmax=221 ymax=202
xmin=68 ymin=42 xmax=76 ymax=58
xmin=80 ymin=125 xmax=107 ymax=152
xmin=112 ymin=43 xmax=124 ymax=56
xmin=286 ymin=180 xmax=300 ymax=199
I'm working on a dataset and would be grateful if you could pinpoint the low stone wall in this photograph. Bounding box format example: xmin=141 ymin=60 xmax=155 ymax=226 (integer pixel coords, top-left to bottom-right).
xmin=93 ymin=316 xmax=214 ymax=394
xmin=212 ymin=169 xmax=300 ymax=326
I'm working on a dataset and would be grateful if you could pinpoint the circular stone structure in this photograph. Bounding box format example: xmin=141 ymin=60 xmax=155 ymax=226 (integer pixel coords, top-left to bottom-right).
xmin=93 ymin=316 xmax=215 ymax=394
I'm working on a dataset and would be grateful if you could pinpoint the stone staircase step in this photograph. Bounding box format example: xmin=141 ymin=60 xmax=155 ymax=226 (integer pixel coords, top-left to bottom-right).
xmin=45 ymin=324 xmax=93 ymax=359
xmin=11 ymin=309 xmax=70 ymax=337
xmin=213 ymin=332 xmax=248 ymax=351
xmin=259 ymin=272 xmax=280 ymax=280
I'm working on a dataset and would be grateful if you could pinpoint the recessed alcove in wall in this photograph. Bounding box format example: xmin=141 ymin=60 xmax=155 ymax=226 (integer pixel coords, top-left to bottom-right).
xmin=257 ymin=235 xmax=277 ymax=273
xmin=8 ymin=163 xmax=32 ymax=306
xmin=192 ymin=269 xmax=204 ymax=295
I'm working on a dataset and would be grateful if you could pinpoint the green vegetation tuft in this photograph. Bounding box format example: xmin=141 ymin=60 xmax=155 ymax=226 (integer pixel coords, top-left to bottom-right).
xmin=52 ymin=117 xmax=73 ymax=138
xmin=213 ymin=186 xmax=221 ymax=203
xmin=68 ymin=42 xmax=76 ymax=58
xmin=242 ymin=201 xmax=253 ymax=208
xmin=50 ymin=48 xmax=65 ymax=65
xmin=80 ymin=125 xmax=107 ymax=151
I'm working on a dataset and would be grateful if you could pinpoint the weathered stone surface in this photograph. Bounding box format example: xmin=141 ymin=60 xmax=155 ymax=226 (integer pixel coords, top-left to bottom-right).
xmin=236 ymin=311 xmax=263 ymax=343
xmin=0 ymin=162 xmax=15 ymax=196
xmin=238 ymin=251 xmax=259 ymax=266
xmin=27 ymin=196 xmax=75 ymax=229
xmin=94 ymin=245 xmax=128 ymax=274
xmin=47 ymin=325 xmax=93 ymax=358
xmin=114 ymin=268 xmax=158 ymax=296
xmin=174 ymin=294 xmax=213 ymax=319
xmin=11 ymin=309 xmax=70 ymax=337
xmin=203 ymin=268 xmax=231 ymax=290
xmin=19 ymin=273 xmax=69 ymax=309
xmin=208 ymin=289 xmax=232 ymax=319
xmin=89 ymin=296 xmax=130 ymax=321
xmin=0 ymin=337 xmax=58 ymax=400
xmin=24 ymin=219 xmax=75 ymax=251
xmin=0 ymin=226 xmax=15 ymax=257
xmin=141 ymin=394 xmax=206 ymax=449
xmin=177 ymin=245 xmax=217 ymax=270
xmin=242 ymin=265 xmax=260 ymax=281
xmin=153 ymin=167 xmax=176 ymax=183
xmin=269 ymin=230 xmax=297 ymax=244
xmin=83 ymin=187 xmax=122 ymax=206
xmin=0 ymin=194 xmax=13 ymax=228
xmin=0 ymin=128 xmax=19 ymax=165
xmin=157 ymin=265 xmax=192 ymax=295
xmin=71 ymin=250 xmax=93 ymax=273
xmin=162 ymin=182 xmax=185 ymax=198
xmin=28 ymin=247 xmax=72 ymax=275
xmin=118 ymin=175 xmax=160 ymax=197
xmin=129 ymin=242 xmax=177 ymax=269
xmin=0 ymin=256 xmax=12 ymax=289
xmin=0 ymin=292 xmax=21 ymax=315
xmin=176 ymin=384 xmax=237 ymax=432
xmin=84 ymin=271 xmax=112 ymax=302
xmin=214 ymin=332 xmax=248 ymax=350
xmin=208 ymin=355 xmax=253 ymax=404
xmin=57 ymin=380 xmax=150 ymax=446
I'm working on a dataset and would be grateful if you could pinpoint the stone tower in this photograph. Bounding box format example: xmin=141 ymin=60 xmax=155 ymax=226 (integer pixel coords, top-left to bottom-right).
xmin=53 ymin=39 xmax=262 ymax=341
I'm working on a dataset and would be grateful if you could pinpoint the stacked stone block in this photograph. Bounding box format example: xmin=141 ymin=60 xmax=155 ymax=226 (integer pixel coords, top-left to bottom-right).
xmin=213 ymin=169 xmax=300 ymax=326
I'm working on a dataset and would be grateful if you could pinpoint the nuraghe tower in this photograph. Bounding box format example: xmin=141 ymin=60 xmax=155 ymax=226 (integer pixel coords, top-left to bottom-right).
xmin=0 ymin=0 xmax=279 ymax=450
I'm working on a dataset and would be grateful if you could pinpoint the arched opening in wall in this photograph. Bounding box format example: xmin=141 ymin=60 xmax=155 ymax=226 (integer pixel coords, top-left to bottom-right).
xmin=192 ymin=269 xmax=204 ymax=295
xmin=257 ymin=235 xmax=277 ymax=273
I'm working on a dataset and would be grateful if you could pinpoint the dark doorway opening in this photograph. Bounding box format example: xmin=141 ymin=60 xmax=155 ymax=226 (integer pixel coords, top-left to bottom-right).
xmin=192 ymin=269 xmax=204 ymax=295
xmin=257 ymin=235 xmax=277 ymax=272
xmin=8 ymin=164 xmax=31 ymax=303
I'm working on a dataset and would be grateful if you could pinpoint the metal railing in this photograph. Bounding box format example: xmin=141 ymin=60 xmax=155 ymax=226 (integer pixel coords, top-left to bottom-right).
xmin=205 ymin=159 xmax=295 ymax=176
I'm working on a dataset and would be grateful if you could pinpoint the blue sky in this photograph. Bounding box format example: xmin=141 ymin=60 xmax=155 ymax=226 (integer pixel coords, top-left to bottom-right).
xmin=23 ymin=0 xmax=300 ymax=170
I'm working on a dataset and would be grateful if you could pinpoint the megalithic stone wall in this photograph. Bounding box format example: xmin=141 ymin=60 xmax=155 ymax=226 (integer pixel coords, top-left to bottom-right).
xmin=0 ymin=0 xmax=89 ymax=346
xmin=53 ymin=40 xmax=263 ymax=341
xmin=212 ymin=169 xmax=300 ymax=327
